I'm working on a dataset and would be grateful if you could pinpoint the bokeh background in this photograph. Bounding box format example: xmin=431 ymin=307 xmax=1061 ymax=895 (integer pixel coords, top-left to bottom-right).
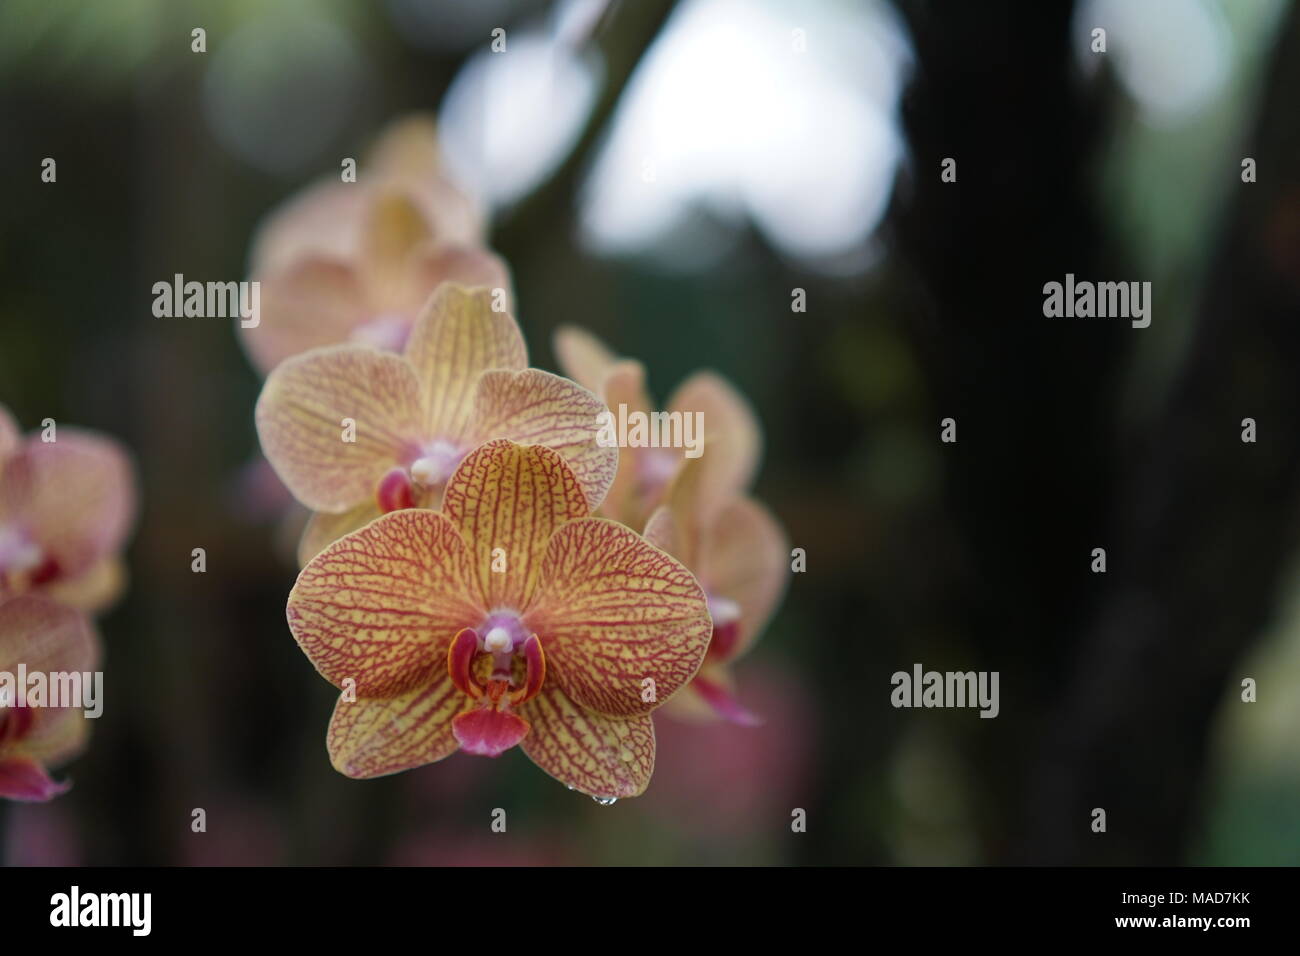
xmin=2 ymin=0 xmax=1299 ymax=865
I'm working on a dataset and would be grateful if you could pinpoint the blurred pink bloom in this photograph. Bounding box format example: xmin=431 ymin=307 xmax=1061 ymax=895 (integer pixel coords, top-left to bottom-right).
xmin=242 ymin=115 xmax=510 ymax=374
xmin=0 ymin=595 xmax=100 ymax=802
xmin=0 ymin=405 xmax=137 ymax=612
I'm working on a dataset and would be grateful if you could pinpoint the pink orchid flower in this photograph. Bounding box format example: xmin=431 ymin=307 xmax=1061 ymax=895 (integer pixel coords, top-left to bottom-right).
xmin=257 ymin=284 xmax=619 ymax=565
xmin=0 ymin=595 xmax=99 ymax=802
xmin=0 ymin=406 xmax=136 ymax=611
xmin=553 ymin=325 xmax=761 ymax=532
xmin=287 ymin=439 xmax=712 ymax=798
xmin=644 ymin=456 xmax=789 ymax=725
xmin=242 ymin=115 xmax=507 ymax=374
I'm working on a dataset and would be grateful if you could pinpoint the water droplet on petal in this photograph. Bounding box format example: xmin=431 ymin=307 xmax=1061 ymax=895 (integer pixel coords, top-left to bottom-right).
xmin=592 ymin=796 xmax=618 ymax=806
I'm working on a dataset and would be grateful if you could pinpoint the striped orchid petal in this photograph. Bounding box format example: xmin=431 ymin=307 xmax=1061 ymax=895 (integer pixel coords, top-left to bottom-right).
xmin=404 ymin=284 xmax=526 ymax=441
xmin=441 ymin=439 xmax=588 ymax=611
xmin=287 ymin=510 xmax=482 ymax=697
xmin=470 ymin=368 xmax=618 ymax=511
xmin=520 ymin=685 xmax=655 ymax=799
xmin=528 ymin=517 xmax=712 ymax=718
xmin=256 ymin=346 xmax=424 ymax=513
xmin=327 ymin=678 xmax=464 ymax=779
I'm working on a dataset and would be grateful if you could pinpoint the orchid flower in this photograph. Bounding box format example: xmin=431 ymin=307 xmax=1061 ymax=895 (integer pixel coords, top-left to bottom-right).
xmin=553 ymin=325 xmax=761 ymax=532
xmin=0 ymin=406 xmax=136 ymax=612
xmin=286 ymin=439 xmax=712 ymax=798
xmin=0 ymin=595 xmax=98 ymax=801
xmin=644 ymin=456 xmax=788 ymax=725
xmin=256 ymin=284 xmax=618 ymax=565
xmin=242 ymin=115 xmax=506 ymax=373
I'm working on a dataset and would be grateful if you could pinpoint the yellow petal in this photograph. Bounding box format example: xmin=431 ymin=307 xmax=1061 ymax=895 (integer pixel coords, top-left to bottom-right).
xmin=327 ymin=677 xmax=463 ymax=779
xmin=470 ymin=368 xmax=618 ymax=511
xmin=441 ymin=440 xmax=588 ymax=612
xmin=528 ymin=517 xmax=712 ymax=717
xmin=287 ymin=510 xmax=481 ymax=697
xmin=255 ymin=345 xmax=423 ymax=513
xmin=404 ymin=284 xmax=527 ymax=440
xmin=519 ymin=685 xmax=655 ymax=798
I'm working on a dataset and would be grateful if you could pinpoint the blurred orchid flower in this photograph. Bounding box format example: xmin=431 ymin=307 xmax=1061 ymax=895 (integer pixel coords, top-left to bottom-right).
xmin=0 ymin=595 xmax=99 ymax=802
xmin=242 ymin=114 xmax=508 ymax=374
xmin=644 ymin=456 xmax=788 ymax=726
xmin=553 ymin=325 xmax=760 ymax=531
xmin=0 ymin=406 xmax=136 ymax=612
xmin=287 ymin=439 xmax=712 ymax=799
xmin=256 ymin=285 xmax=618 ymax=565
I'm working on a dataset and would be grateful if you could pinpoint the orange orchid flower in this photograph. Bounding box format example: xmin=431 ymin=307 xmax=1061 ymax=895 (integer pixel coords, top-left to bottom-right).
xmin=286 ymin=440 xmax=713 ymax=799
xmin=256 ymin=284 xmax=618 ymax=564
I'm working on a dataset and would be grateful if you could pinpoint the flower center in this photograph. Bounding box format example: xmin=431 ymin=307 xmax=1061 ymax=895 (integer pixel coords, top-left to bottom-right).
xmin=446 ymin=611 xmax=546 ymax=758
xmin=374 ymin=440 xmax=468 ymax=514
xmin=349 ymin=314 xmax=413 ymax=352
xmin=408 ymin=439 xmax=463 ymax=488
